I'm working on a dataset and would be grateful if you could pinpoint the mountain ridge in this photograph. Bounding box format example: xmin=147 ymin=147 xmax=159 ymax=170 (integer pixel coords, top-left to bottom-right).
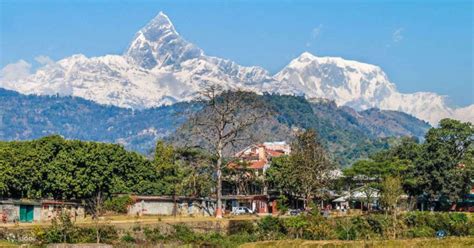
xmin=0 ymin=88 xmax=430 ymax=166
xmin=0 ymin=11 xmax=471 ymax=125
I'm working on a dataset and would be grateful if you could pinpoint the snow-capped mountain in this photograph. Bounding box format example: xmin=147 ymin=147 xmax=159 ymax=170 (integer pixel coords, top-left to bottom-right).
xmin=274 ymin=52 xmax=473 ymax=125
xmin=0 ymin=12 xmax=273 ymax=108
xmin=0 ymin=11 xmax=472 ymax=125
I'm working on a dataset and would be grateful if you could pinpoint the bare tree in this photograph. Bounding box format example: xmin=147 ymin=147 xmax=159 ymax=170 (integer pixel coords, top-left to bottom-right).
xmin=190 ymin=85 xmax=273 ymax=218
xmin=85 ymin=191 xmax=105 ymax=243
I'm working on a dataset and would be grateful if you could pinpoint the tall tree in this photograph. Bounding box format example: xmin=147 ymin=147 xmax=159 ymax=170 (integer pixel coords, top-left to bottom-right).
xmin=380 ymin=176 xmax=404 ymax=238
xmin=415 ymin=119 xmax=473 ymax=204
xmin=279 ymin=129 xmax=334 ymax=208
xmin=175 ymin=147 xmax=214 ymax=197
xmin=189 ymin=85 xmax=273 ymax=218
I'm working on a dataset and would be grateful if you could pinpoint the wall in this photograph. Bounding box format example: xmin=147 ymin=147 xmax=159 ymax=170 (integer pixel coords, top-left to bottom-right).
xmin=0 ymin=202 xmax=18 ymax=223
xmin=33 ymin=206 xmax=41 ymax=222
xmin=128 ymin=200 xmax=215 ymax=217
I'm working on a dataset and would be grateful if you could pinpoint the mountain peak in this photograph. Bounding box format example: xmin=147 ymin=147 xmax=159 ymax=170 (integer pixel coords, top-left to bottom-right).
xmin=298 ymin=51 xmax=317 ymax=60
xmin=125 ymin=11 xmax=203 ymax=69
xmin=145 ymin=11 xmax=176 ymax=35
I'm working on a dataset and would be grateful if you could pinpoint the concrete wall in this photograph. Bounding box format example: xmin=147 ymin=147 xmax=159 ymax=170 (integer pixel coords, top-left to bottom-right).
xmin=0 ymin=202 xmax=18 ymax=223
xmin=1 ymin=201 xmax=86 ymax=223
xmin=129 ymin=200 xmax=215 ymax=217
xmin=40 ymin=205 xmax=85 ymax=221
xmin=33 ymin=205 xmax=42 ymax=222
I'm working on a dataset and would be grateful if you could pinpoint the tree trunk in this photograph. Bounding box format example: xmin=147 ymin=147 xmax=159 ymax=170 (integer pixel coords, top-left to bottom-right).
xmin=96 ymin=191 xmax=101 ymax=244
xmin=215 ymin=146 xmax=223 ymax=218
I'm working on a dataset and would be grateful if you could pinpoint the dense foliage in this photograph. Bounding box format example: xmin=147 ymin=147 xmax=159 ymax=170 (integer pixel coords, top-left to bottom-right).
xmin=0 ymin=136 xmax=216 ymax=201
xmin=0 ymin=136 xmax=163 ymax=199
xmin=343 ymin=119 xmax=474 ymax=209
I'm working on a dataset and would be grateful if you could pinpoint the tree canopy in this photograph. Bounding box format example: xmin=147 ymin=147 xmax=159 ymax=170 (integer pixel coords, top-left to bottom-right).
xmin=343 ymin=119 xmax=473 ymax=207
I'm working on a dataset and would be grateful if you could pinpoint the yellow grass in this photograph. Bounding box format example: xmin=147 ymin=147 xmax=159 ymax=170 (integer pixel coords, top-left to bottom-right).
xmin=239 ymin=237 xmax=474 ymax=248
xmin=0 ymin=240 xmax=19 ymax=248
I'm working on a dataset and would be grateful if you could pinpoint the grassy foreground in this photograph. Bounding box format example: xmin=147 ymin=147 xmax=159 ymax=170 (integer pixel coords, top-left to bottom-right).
xmin=239 ymin=237 xmax=474 ymax=248
xmin=0 ymin=240 xmax=18 ymax=248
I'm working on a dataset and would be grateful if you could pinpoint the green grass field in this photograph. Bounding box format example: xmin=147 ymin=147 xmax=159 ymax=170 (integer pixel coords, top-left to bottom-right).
xmin=239 ymin=237 xmax=474 ymax=248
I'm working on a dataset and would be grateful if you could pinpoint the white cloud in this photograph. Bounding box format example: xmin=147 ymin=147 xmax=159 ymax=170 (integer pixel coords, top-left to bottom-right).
xmin=35 ymin=55 xmax=55 ymax=66
xmin=306 ymin=24 xmax=324 ymax=47
xmin=312 ymin=24 xmax=323 ymax=39
xmin=0 ymin=60 xmax=32 ymax=84
xmin=392 ymin=28 xmax=404 ymax=43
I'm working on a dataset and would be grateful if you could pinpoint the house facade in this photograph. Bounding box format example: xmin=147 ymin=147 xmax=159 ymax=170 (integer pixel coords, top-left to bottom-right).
xmin=223 ymin=141 xmax=290 ymax=215
xmin=1 ymin=199 xmax=85 ymax=223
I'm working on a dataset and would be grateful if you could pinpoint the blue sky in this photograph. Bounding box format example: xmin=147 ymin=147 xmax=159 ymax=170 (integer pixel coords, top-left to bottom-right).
xmin=1 ymin=0 xmax=472 ymax=106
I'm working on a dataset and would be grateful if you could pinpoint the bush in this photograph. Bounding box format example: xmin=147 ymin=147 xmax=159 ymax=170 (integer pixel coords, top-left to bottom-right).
xmin=143 ymin=227 xmax=166 ymax=243
xmin=171 ymin=224 xmax=199 ymax=243
xmin=228 ymin=220 xmax=256 ymax=235
xmin=121 ymin=233 xmax=136 ymax=243
xmin=104 ymin=195 xmax=134 ymax=214
xmin=335 ymin=218 xmax=357 ymax=240
xmin=304 ymin=222 xmax=336 ymax=240
xmin=405 ymin=226 xmax=435 ymax=238
xmin=349 ymin=216 xmax=378 ymax=240
xmin=284 ymin=216 xmax=308 ymax=239
xmin=258 ymin=216 xmax=285 ymax=239
xmin=403 ymin=211 xmax=470 ymax=236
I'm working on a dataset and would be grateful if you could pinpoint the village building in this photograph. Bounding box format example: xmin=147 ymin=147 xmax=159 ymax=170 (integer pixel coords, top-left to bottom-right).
xmin=223 ymin=141 xmax=290 ymax=215
xmin=332 ymin=187 xmax=381 ymax=211
xmin=1 ymin=199 xmax=85 ymax=223
xmin=127 ymin=195 xmax=216 ymax=217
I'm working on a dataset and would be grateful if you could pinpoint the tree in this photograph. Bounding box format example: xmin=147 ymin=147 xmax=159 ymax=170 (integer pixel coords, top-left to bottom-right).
xmin=415 ymin=119 xmax=473 ymax=205
xmin=291 ymin=130 xmax=334 ymax=208
xmin=175 ymin=147 xmax=214 ymax=197
xmin=343 ymin=148 xmax=412 ymax=211
xmin=266 ymin=156 xmax=302 ymax=208
xmin=189 ymin=85 xmax=273 ymax=218
xmin=380 ymin=176 xmax=404 ymax=238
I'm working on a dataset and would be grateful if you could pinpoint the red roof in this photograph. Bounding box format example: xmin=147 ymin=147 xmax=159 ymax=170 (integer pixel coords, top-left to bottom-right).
xmin=249 ymin=160 xmax=266 ymax=169
xmin=266 ymin=149 xmax=285 ymax=157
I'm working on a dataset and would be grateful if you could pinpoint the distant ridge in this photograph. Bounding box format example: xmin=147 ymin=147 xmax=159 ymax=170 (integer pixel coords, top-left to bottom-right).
xmin=0 ymin=88 xmax=430 ymax=166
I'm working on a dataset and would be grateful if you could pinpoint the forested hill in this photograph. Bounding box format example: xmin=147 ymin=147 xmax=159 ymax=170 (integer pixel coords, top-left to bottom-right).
xmin=0 ymin=88 xmax=430 ymax=166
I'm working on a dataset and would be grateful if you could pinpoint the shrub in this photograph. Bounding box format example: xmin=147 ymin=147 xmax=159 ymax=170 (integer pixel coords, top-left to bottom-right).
xmin=258 ymin=216 xmax=285 ymax=239
xmin=228 ymin=220 xmax=256 ymax=235
xmin=143 ymin=227 xmax=166 ymax=243
xmin=405 ymin=226 xmax=435 ymax=238
xmin=304 ymin=222 xmax=336 ymax=240
xmin=366 ymin=214 xmax=396 ymax=238
xmin=121 ymin=233 xmax=136 ymax=243
xmin=104 ymin=195 xmax=134 ymax=214
xmin=284 ymin=216 xmax=308 ymax=239
xmin=403 ymin=211 xmax=469 ymax=236
xmin=171 ymin=224 xmax=198 ymax=243
xmin=335 ymin=218 xmax=357 ymax=240
xmin=350 ymin=216 xmax=378 ymax=240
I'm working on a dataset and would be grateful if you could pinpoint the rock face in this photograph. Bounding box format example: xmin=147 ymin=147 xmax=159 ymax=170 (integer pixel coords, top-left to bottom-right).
xmin=0 ymin=12 xmax=471 ymax=125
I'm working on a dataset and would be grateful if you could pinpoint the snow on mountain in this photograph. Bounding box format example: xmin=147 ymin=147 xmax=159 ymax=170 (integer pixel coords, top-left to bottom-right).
xmin=0 ymin=11 xmax=471 ymax=125
xmin=274 ymin=52 xmax=472 ymax=125
xmin=0 ymin=12 xmax=273 ymax=108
